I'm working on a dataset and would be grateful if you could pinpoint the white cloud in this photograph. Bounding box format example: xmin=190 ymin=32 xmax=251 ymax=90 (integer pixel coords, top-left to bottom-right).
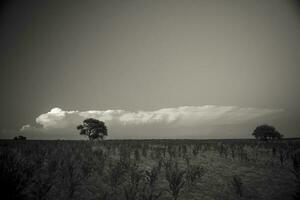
xmin=20 ymin=106 xmax=283 ymax=135
xmin=20 ymin=124 xmax=31 ymax=131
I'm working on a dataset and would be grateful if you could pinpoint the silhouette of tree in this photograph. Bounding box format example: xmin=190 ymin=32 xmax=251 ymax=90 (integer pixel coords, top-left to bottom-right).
xmin=252 ymin=124 xmax=283 ymax=141
xmin=77 ymin=118 xmax=108 ymax=140
xmin=13 ymin=135 xmax=27 ymax=140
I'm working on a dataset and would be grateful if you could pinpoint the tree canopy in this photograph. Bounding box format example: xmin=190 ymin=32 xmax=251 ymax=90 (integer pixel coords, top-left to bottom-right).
xmin=77 ymin=118 xmax=108 ymax=140
xmin=13 ymin=135 xmax=27 ymax=140
xmin=252 ymin=124 xmax=283 ymax=141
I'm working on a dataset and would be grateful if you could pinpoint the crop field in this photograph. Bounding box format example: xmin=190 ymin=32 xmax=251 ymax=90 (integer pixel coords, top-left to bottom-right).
xmin=1 ymin=139 xmax=300 ymax=200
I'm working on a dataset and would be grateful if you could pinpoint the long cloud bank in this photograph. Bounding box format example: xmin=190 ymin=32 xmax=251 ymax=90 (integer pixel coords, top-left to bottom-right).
xmin=20 ymin=106 xmax=283 ymax=138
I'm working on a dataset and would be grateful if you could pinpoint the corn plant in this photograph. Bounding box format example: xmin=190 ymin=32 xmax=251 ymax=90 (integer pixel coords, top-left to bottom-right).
xmin=119 ymin=146 xmax=131 ymax=170
xmin=185 ymin=164 xmax=205 ymax=189
xmin=231 ymin=146 xmax=236 ymax=160
xmin=141 ymin=164 xmax=164 ymax=200
xmin=123 ymin=164 xmax=144 ymax=200
xmin=0 ymin=150 xmax=33 ymax=200
xmin=291 ymin=153 xmax=300 ymax=199
xmin=58 ymin=148 xmax=92 ymax=200
xmin=134 ymin=149 xmax=141 ymax=162
xmin=192 ymin=145 xmax=200 ymax=157
xmin=28 ymin=153 xmax=58 ymax=200
xmin=106 ymin=161 xmax=126 ymax=194
xmin=145 ymin=166 xmax=160 ymax=188
xmin=157 ymin=157 xmax=164 ymax=173
xmin=231 ymin=175 xmax=243 ymax=198
xmin=279 ymin=149 xmax=288 ymax=166
xmin=165 ymin=160 xmax=186 ymax=200
xmin=167 ymin=145 xmax=176 ymax=159
xmin=142 ymin=145 xmax=148 ymax=158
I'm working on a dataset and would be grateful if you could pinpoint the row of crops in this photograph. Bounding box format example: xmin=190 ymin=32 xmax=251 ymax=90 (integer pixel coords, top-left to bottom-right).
xmin=0 ymin=139 xmax=299 ymax=200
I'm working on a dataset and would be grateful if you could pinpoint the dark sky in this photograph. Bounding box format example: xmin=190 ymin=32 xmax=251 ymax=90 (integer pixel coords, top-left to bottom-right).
xmin=1 ymin=0 xmax=300 ymax=139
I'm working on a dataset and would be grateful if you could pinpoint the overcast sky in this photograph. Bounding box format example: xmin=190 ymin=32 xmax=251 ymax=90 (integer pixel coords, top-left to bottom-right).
xmin=1 ymin=0 xmax=300 ymax=139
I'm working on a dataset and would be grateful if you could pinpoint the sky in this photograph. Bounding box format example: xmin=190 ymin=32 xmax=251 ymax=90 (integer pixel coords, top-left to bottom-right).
xmin=0 ymin=0 xmax=300 ymax=139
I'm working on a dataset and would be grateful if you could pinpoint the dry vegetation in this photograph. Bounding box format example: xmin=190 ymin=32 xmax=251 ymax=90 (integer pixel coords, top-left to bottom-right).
xmin=0 ymin=139 xmax=299 ymax=200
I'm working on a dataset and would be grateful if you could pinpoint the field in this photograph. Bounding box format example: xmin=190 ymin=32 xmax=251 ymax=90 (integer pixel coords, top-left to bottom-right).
xmin=1 ymin=139 xmax=300 ymax=200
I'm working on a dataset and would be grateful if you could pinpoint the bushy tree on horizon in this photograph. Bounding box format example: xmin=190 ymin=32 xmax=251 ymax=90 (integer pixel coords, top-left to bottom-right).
xmin=13 ymin=135 xmax=27 ymax=140
xmin=77 ymin=118 xmax=108 ymax=140
xmin=252 ymin=124 xmax=283 ymax=141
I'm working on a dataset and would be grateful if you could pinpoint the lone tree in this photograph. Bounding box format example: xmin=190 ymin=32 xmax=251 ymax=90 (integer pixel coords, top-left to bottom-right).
xmin=13 ymin=135 xmax=27 ymax=140
xmin=252 ymin=124 xmax=283 ymax=141
xmin=77 ymin=118 xmax=108 ymax=140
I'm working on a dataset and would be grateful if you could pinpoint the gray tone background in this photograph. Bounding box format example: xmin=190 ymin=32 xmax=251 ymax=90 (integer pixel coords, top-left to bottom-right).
xmin=1 ymin=0 xmax=300 ymax=139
